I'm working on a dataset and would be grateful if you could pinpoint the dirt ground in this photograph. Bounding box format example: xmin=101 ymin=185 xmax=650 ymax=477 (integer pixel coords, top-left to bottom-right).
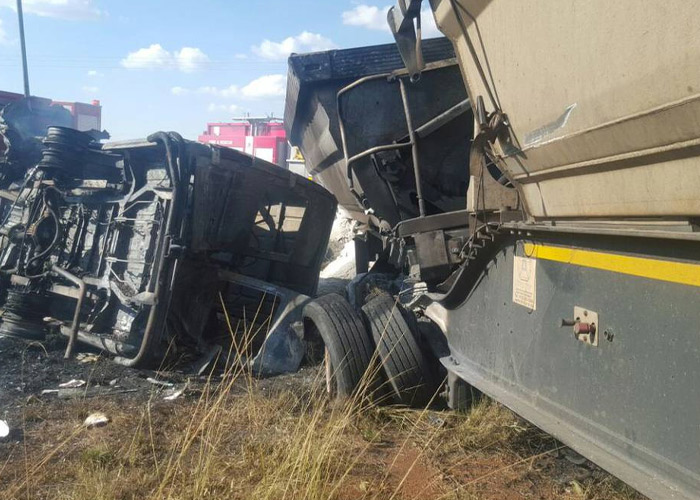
xmin=0 ymin=317 xmax=646 ymax=500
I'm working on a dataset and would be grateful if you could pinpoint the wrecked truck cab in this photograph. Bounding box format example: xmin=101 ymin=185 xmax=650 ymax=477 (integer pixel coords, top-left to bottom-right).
xmin=0 ymin=129 xmax=336 ymax=371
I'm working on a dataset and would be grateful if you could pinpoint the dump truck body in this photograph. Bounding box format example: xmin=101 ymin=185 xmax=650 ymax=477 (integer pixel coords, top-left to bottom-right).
xmin=285 ymin=39 xmax=472 ymax=230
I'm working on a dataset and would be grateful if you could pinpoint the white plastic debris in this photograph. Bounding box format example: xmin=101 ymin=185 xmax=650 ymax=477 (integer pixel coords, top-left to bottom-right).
xmin=146 ymin=377 xmax=174 ymax=388
xmin=163 ymin=386 xmax=187 ymax=401
xmin=0 ymin=420 xmax=9 ymax=438
xmin=76 ymin=353 xmax=100 ymax=363
xmin=41 ymin=389 xmax=59 ymax=395
xmin=163 ymin=380 xmax=189 ymax=401
xmin=59 ymin=379 xmax=86 ymax=389
xmin=84 ymin=412 xmax=109 ymax=428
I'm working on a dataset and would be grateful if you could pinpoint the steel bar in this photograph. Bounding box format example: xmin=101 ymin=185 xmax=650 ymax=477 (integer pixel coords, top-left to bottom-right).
xmin=415 ymin=98 xmax=471 ymax=139
xmin=399 ymin=77 xmax=426 ymax=217
xmin=51 ymin=265 xmax=86 ymax=359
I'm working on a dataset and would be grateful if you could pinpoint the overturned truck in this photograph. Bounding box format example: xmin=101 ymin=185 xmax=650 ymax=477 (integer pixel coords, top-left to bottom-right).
xmin=287 ymin=2 xmax=700 ymax=500
xmin=0 ymin=113 xmax=336 ymax=371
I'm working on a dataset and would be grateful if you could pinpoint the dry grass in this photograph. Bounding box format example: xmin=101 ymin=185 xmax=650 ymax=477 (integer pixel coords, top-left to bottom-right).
xmin=0 ymin=300 xmax=396 ymax=500
xmin=0 ymin=299 xmax=645 ymax=500
xmin=0 ymin=381 xmax=643 ymax=500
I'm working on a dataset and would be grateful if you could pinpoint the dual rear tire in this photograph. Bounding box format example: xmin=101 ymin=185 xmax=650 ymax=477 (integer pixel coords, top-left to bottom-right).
xmin=302 ymin=293 xmax=374 ymax=397
xmin=303 ymin=292 xmax=437 ymax=406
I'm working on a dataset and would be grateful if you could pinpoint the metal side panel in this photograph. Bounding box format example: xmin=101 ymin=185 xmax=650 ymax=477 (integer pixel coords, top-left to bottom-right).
xmin=284 ymin=38 xmax=468 ymax=227
xmin=285 ymin=37 xmax=455 ymax=141
xmin=429 ymin=236 xmax=700 ymax=500
xmin=431 ymin=0 xmax=700 ymax=219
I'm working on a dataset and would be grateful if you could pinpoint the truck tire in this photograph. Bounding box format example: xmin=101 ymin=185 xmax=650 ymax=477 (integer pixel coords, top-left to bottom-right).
xmin=303 ymin=293 xmax=375 ymax=398
xmin=361 ymin=294 xmax=436 ymax=407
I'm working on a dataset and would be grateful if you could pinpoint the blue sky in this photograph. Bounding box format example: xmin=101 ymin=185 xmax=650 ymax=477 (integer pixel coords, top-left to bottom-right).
xmin=0 ymin=1 xmax=440 ymax=140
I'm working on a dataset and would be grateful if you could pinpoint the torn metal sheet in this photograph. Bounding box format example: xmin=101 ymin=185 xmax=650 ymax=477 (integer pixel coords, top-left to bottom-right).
xmin=522 ymin=103 xmax=577 ymax=148
xmin=218 ymin=270 xmax=311 ymax=377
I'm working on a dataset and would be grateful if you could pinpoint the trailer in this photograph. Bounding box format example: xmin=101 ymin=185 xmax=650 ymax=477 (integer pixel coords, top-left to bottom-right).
xmin=287 ymin=3 xmax=700 ymax=499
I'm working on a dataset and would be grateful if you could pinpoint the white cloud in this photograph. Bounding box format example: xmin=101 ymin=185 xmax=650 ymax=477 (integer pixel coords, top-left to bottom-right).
xmin=207 ymin=103 xmax=239 ymax=114
xmin=0 ymin=0 xmax=101 ymax=20
xmin=234 ymin=53 xmax=248 ymax=60
xmin=240 ymin=74 xmax=286 ymax=99
xmin=87 ymin=69 xmax=103 ymax=77
xmin=198 ymin=84 xmax=239 ymax=98
xmin=342 ymin=4 xmax=441 ymax=38
xmin=171 ymin=75 xmax=285 ymax=102
xmin=121 ymin=44 xmax=210 ymax=73
xmin=252 ymin=31 xmax=336 ymax=61
xmin=174 ymin=47 xmax=210 ymax=73
xmin=171 ymin=86 xmax=190 ymax=96
xmin=121 ymin=44 xmax=172 ymax=70
xmin=82 ymin=85 xmax=99 ymax=93
xmin=342 ymin=4 xmax=389 ymax=31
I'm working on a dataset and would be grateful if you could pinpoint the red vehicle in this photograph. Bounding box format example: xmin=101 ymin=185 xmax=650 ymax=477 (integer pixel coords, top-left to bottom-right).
xmin=198 ymin=117 xmax=288 ymax=167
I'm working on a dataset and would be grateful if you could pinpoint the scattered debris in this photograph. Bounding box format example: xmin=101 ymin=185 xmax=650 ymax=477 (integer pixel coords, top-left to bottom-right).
xmin=146 ymin=377 xmax=174 ymax=388
xmin=0 ymin=419 xmax=9 ymax=438
xmin=83 ymin=412 xmax=109 ymax=428
xmin=427 ymin=414 xmax=446 ymax=428
xmin=58 ymin=379 xmax=86 ymax=389
xmin=40 ymin=389 xmax=59 ymax=396
xmin=163 ymin=382 xmax=189 ymax=401
xmin=76 ymin=353 xmax=100 ymax=364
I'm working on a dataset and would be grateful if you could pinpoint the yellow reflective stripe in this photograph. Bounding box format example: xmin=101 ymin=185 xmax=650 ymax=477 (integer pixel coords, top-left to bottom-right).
xmin=523 ymin=243 xmax=700 ymax=288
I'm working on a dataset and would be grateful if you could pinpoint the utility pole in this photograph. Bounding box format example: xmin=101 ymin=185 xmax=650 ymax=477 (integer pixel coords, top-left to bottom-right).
xmin=16 ymin=0 xmax=31 ymax=99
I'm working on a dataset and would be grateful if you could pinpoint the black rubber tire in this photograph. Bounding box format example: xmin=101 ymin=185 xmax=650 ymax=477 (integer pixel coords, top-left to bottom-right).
xmin=303 ymin=293 xmax=375 ymax=398
xmin=362 ymin=294 xmax=436 ymax=407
